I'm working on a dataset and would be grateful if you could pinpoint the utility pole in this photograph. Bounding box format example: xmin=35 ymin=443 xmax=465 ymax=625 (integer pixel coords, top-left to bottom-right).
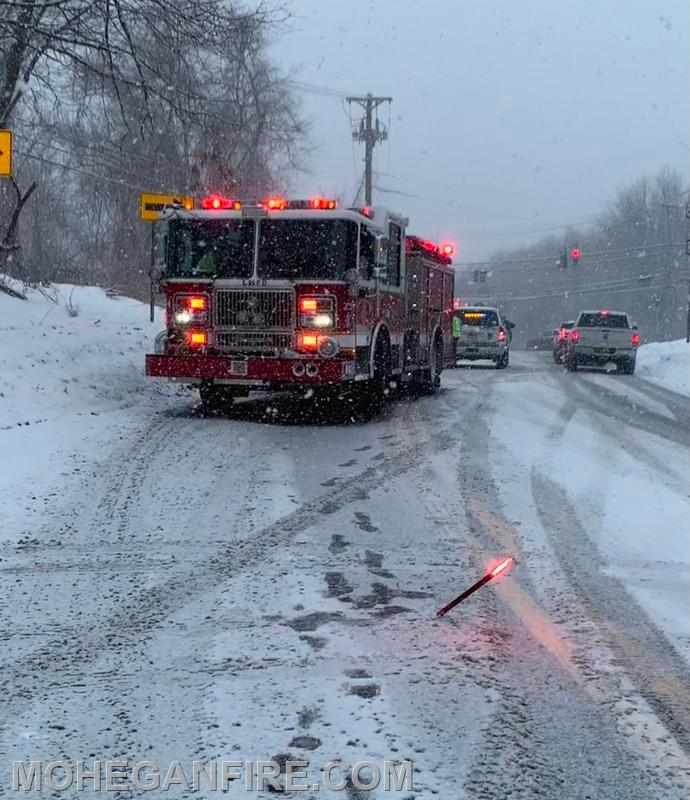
xmin=346 ymin=93 xmax=392 ymax=205
xmin=686 ymin=201 xmax=690 ymax=342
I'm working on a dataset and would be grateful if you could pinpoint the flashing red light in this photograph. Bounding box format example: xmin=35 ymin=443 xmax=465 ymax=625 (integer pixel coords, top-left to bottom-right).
xmin=310 ymin=197 xmax=338 ymax=210
xmin=188 ymin=331 xmax=207 ymax=346
xmin=421 ymin=239 xmax=438 ymax=252
xmin=441 ymin=242 xmax=456 ymax=257
xmin=299 ymin=297 xmax=318 ymax=312
xmin=299 ymin=333 xmax=327 ymax=351
xmin=571 ymin=329 xmax=580 ymax=343
xmin=497 ymin=327 xmax=506 ymax=343
xmin=489 ymin=556 xmax=513 ymax=578
xmin=600 ymin=309 xmax=609 ymax=316
xmin=265 ymin=197 xmax=287 ymax=210
xmin=201 ymin=195 xmax=240 ymax=211
xmin=632 ymin=332 xmax=640 ymax=346
xmin=571 ymin=248 xmax=581 ymax=263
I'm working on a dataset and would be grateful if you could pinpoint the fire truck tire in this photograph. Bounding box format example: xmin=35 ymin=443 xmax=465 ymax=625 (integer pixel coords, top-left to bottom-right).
xmin=358 ymin=336 xmax=391 ymax=413
xmin=420 ymin=335 xmax=442 ymax=395
xmin=199 ymin=382 xmax=238 ymax=411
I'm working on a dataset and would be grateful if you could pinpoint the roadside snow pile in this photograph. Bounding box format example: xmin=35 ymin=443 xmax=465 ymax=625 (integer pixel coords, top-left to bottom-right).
xmin=637 ymin=339 xmax=690 ymax=397
xmin=0 ymin=281 xmax=158 ymax=428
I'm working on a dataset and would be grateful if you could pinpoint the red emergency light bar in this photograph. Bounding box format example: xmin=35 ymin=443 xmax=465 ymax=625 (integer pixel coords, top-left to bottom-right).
xmin=405 ymin=236 xmax=453 ymax=264
xmin=441 ymin=242 xmax=456 ymax=257
xmin=310 ymin=197 xmax=338 ymax=210
xmin=201 ymin=194 xmax=241 ymax=210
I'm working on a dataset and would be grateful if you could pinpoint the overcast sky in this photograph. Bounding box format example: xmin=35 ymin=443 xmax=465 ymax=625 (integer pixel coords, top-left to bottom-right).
xmin=272 ymin=0 xmax=689 ymax=261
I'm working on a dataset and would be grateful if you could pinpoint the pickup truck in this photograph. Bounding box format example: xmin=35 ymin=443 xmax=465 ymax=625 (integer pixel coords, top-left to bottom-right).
xmin=565 ymin=310 xmax=639 ymax=374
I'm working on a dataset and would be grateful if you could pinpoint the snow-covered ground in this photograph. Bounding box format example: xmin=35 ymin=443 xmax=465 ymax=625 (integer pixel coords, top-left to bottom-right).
xmin=0 ymin=285 xmax=689 ymax=798
xmin=637 ymin=338 xmax=690 ymax=397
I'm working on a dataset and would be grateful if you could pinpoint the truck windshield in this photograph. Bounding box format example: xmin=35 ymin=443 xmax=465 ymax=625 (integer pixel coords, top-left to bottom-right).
xmin=258 ymin=219 xmax=357 ymax=279
xmin=578 ymin=312 xmax=629 ymax=328
xmin=166 ymin=219 xmax=254 ymax=278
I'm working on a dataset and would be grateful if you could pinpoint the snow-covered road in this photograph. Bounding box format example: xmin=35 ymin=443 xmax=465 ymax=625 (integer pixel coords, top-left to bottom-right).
xmin=1 ymin=330 xmax=689 ymax=797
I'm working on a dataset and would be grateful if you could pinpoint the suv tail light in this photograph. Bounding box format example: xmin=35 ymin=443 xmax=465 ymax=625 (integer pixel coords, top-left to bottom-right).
xmin=497 ymin=327 xmax=506 ymax=343
xmin=632 ymin=332 xmax=640 ymax=347
xmin=571 ymin=329 xmax=580 ymax=343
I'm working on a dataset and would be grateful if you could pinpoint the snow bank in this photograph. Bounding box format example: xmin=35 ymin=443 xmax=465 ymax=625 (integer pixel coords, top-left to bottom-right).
xmin=637 ymin=339 xmax=690 ymax=397
xmin=0 ymin=281 xmax=158 ymax=428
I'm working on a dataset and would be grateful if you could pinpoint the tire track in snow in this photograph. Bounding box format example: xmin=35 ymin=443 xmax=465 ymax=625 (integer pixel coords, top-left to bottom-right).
xmin=0 ymin=410 xmax=468 ymax=730
xmin=531 ymin=469 xmax=690 ymax=757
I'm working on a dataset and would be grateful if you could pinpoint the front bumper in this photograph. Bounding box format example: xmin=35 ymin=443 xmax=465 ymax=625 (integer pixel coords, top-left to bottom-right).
xmin=146 ymin=354 xmax=356 ymax=386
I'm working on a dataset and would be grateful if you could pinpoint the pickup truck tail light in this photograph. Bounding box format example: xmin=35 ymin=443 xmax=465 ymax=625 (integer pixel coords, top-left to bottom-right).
xmin=632 ymin=332 xmax=640 ymax=347
xmin=497 ymin=327 xmax=506 ymax=343
xmin=571 ymin=330 xmax=580 ymax=343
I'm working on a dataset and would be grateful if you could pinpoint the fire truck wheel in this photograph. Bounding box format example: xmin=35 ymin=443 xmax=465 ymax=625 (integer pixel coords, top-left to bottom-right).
xmin=420 ymin=336 xmax=442 ymax=395
xmin=199 ymin=382 xmax=238 ymax=412
xmin=360 ymin=336 xmax=391 ymax=413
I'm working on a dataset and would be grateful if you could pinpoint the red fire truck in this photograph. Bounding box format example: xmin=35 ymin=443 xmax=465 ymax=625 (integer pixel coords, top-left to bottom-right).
xmin=145 ymin=195 xmax=455 ymax=411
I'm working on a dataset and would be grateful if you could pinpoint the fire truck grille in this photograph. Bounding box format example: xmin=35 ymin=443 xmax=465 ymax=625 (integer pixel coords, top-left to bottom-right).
xmin=215 ymin=331 xmax=293 ymax=353
xmin=214 ymin=289 xmax=294 ymax=330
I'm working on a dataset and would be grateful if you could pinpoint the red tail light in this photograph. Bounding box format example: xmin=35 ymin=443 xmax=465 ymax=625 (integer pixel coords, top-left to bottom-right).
xmin=632 ymin=332 xmax=640 ymax=346
xmin=497 ymin=327 xmax=506 ymax=342
xmin=571 ymin=330 xmax=580 ymax=343
xmin=558 ymin=327 xmax=568 ymax=340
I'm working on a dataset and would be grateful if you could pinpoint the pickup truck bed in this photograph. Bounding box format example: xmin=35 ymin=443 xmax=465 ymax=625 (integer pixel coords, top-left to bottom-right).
xmin=566 ymin=310 xmax=639 ymax=374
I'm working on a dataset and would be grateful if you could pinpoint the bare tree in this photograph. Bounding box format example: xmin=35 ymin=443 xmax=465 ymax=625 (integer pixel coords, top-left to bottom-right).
xmin=0 ymin=0 xmax=300 ymax=286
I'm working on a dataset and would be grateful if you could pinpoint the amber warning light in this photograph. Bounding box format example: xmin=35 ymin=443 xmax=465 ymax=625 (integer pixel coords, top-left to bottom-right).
xmin=435 ymin=556 xmax=513 ymax=617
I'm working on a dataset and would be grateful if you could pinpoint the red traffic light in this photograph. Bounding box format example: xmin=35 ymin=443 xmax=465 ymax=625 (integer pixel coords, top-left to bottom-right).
xmin=571 ymin=248 xmax=581 ymax=264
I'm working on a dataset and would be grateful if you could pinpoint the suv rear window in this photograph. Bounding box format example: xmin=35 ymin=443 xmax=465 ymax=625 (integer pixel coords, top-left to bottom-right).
xmin=578 ymin=313 xmax=629 ymax=328
xmin=460 ymin=309 xmax=499 ymax=326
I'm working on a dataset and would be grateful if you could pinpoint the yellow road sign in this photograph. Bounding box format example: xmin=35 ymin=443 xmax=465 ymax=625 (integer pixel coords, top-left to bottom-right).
xmin=0 ymin=130 xmax=13 ymax=177
xmin=140 ymin=192 xmax=193 ymax=221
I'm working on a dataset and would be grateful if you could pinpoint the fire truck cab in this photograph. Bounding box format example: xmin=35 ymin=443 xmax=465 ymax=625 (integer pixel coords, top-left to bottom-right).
xmin=145 ymin=196 xmax=454 ymax=411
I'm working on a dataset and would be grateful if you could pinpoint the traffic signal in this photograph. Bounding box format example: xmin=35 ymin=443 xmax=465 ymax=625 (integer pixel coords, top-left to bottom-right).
xmin=571 ymin=248 xmax=581 ymax=265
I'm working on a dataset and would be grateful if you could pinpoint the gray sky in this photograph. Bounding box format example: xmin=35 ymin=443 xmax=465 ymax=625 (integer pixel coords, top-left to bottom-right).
xmin=273 ymin=0 xmax=689 ymax=261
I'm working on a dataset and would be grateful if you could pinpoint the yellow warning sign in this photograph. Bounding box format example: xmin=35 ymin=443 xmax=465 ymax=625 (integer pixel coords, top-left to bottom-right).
xmin=0 ymin=130 xmax=13 ymax=178
xmin=139 ymin=193 xmax=193 ymax=221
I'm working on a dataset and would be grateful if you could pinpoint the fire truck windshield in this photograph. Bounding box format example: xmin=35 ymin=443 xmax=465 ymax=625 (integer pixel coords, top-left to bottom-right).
xmin=258 ymin=219 xmax=357 ymax=279
xmin=166 ymin=219 xmax=254 ymax=278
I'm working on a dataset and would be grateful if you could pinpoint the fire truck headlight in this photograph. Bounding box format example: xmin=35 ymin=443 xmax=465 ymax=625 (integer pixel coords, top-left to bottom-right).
xmin=174 ymin=310 xmax=192 ymax=325
xmin=312 ymin=313 xmax=334 ymax=328
xmin=318 ymin=337 xmax=339 ymax=358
